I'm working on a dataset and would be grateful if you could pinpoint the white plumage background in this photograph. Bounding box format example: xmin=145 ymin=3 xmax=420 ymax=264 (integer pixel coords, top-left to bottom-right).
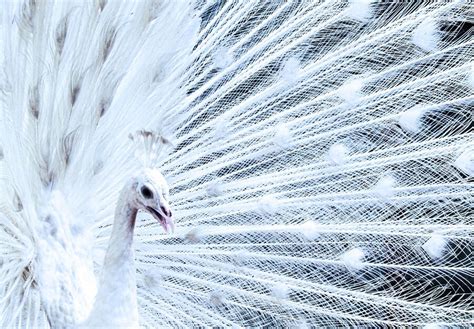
xmin=0 ymin=0 xmax=473 ymax=328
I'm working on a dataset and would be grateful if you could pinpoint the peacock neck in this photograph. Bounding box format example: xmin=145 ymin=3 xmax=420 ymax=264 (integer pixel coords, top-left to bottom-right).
xmin=104 ymin=182 xmax=138 ymax=267
xmin=84 ymin=181 xmax=140 ymax=327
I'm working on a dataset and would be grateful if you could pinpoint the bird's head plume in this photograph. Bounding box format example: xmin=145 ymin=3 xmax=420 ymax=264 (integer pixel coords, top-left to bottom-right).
xmin=128 ymin=130 xmax=173 ymax=169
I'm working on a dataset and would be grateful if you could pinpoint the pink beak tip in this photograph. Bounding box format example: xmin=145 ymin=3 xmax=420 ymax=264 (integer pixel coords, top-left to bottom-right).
xmin=164 ymin=217 xmax=175 ymax=234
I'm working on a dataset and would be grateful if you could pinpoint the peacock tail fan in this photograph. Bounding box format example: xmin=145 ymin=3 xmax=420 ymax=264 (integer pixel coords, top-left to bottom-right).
xmin=0 ymin=1 xmax=472 ymax=328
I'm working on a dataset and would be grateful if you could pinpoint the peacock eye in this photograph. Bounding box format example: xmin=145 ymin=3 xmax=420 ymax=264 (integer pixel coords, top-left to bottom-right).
xmin=140 ymin=186 xmax=154 ymax=199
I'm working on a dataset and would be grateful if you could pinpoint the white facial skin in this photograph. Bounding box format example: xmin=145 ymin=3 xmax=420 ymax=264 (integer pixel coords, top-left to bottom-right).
xmin=132 ymin=169 xmax=174 ymax=233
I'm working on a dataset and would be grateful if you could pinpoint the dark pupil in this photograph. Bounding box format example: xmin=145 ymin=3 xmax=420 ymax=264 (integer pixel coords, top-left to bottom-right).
xmin=141 ymin=186 xmax=154 ymax=199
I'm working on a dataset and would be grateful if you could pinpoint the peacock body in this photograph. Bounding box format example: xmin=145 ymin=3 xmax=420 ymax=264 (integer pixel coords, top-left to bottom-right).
xmin=0 ymin=1 xmax=473 ymax=328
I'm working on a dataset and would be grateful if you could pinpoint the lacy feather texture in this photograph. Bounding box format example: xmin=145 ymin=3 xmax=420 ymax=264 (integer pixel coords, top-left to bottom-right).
xmin=0 ymin=1 xmax=473 ymax=328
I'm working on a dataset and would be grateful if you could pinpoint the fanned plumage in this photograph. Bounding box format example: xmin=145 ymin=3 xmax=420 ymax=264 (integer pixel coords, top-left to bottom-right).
xmin=0 ymin=1 xmax=472 ymax=328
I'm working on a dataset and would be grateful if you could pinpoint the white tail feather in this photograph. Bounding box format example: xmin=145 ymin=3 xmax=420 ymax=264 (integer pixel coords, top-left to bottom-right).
xmin=0 ymin=1 xmax=472 ymax=328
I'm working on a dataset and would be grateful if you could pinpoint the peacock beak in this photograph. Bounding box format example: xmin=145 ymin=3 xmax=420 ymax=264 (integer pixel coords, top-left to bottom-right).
xmin=146 ymin=205 xmax=174 ymax=234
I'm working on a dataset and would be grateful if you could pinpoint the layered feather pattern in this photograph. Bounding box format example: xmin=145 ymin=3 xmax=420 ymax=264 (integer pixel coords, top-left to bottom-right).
xmin=0 ymin=1 xmax=473 ymax=327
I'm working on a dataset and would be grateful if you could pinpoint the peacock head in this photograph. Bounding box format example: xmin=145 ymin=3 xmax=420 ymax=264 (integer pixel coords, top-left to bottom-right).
xmin=128 ymin=130 xmax=175 ymax=233
xmin=131 ymin=168 xmax=174 ymax=233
